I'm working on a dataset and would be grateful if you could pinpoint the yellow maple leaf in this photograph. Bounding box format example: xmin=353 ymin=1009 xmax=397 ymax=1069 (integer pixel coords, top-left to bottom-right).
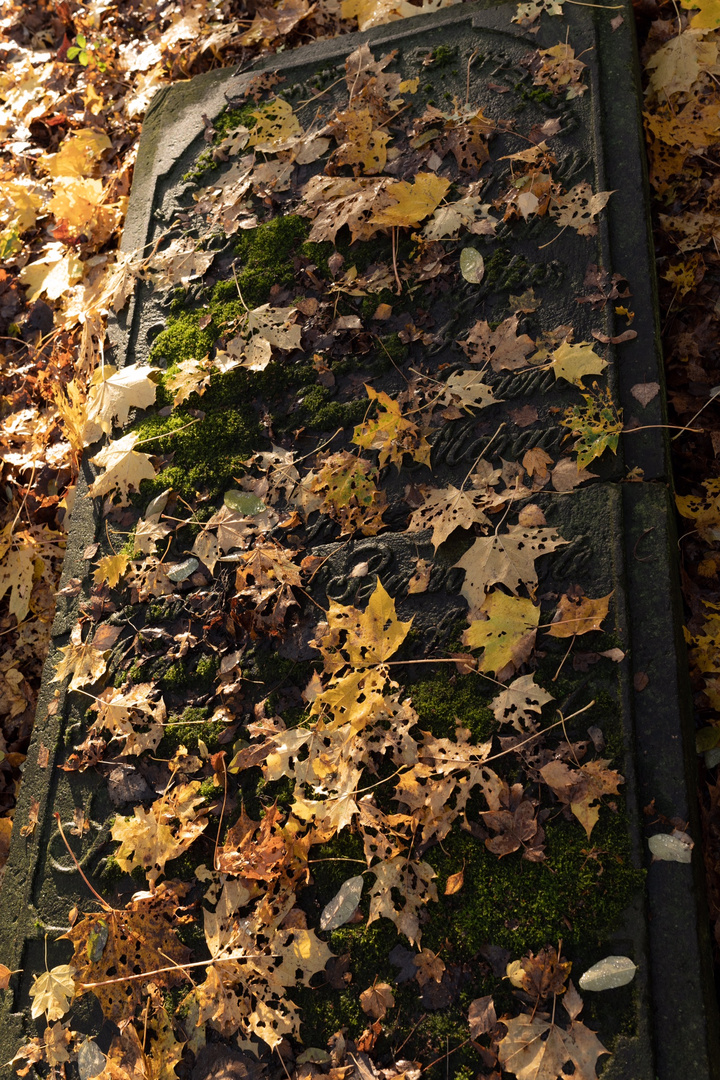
xmin=41 ymin=128 xmax=112 ymax=179
xmin=352 ymin=384 xmax=432 ymax=469
xmin=93 ymin=552 xmax=130 ymax=589
xmin=330 ymin=107 xmax=391 ymax=175
xmin=248 ymin=97 xmax=302 ymax=149
xmin=550 ymin=340 xmax=608 ymax=385
xmin=47 ymin=177 xmax=126 ymax=246
xmin=317 ymin=579 xmax=412 ymax=672
xmin=676 ymin=478 xmax=720 ymax=541
xmin=342 ymin=0 xmax=456 ymax=30
xmin=88 ymin=432 xmax=157 ymax=505
xmin=462 ymin=591 xmax=540 ymax=676
xmin=83 ymin=363 xmax=158 ymax=443
xmin=371 ymin=173 xmax=450 ymax=228
xmin=111 ymin=781 xmax=209 ymax=887
xmin=534 ymin=44 xmax=587 ymax=100
xmin=367 ymin=856 xmax=438 ymax=945
xmin=54 ymin=379 xmax=87 ymax=457
xmin=0 ymin=525 xmax=39 ymax=623
xmin=547 ymin=590 xmax=613 ymax=637
xmin=91 ymin=682 xmax=165 ymax=756
xmin=681 ymin=0 xmax=720 ymax=28
xmin=646 ymin=30 xmax=718 ymax=100
xmin=166 ymin=355 xmax=214 ymax=407
xmin=0 ymin=180 xmax=46 ymax=241
xmin=53 ymin=623 xmax=108 ymax=691
xmin=307 ymin=451 xmax=387 ymax=536
xmin=19 ymin=243 xmax=84 ymax=302
xmin=29 ymin=965 xmax=76 ymax=1023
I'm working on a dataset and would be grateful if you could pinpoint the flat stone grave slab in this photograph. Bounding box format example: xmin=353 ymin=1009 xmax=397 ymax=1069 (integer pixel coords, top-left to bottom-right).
xmin=1 ymin=3 xmax=718 ymax=1079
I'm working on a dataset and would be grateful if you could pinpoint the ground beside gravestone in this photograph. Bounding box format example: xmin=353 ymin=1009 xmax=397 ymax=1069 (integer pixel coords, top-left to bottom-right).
xmin=0 ymin=4 xmax=717 ymax=1080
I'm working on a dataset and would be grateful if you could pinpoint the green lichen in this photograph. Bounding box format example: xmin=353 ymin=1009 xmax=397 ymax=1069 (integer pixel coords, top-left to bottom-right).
xmin=130 ymin=407 xmax=260 ymax=503
xmin=232 ymin=216 xmax=331 ymax=308
xmin=428 ymin=45 xmax=458 ymax=67
xmin=294 ymin=387 xmax=367 ymax=433
xmin=517 ymin=83 xmax=554 ymax=105
xmin=182 ymin=103 xmax=260 ymax=183
xmin=160 ymin=705 xmax=225 ymax=755
xmin=484 ymin=247 xmax=544 ymax=292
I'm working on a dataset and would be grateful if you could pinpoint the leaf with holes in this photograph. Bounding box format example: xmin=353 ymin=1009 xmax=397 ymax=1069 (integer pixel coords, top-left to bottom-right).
xmin=462 ymin=591 xmax=540 ymax=677
xmin=407 ymin=485 xmax=490 ymax=549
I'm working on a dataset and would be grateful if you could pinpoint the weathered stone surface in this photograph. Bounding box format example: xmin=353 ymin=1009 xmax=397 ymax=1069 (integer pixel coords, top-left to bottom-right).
xmin=0 ymin=3 xmax=718 ymax=1079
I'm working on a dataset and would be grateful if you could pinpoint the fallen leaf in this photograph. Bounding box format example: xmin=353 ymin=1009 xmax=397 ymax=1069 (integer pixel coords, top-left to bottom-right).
xmin=29 ymin=965 xmax=75 ymax=1022
xmin=320 ymin=875 xmax=364 ymax=931
xmin=455 ymin=526 xmax=568 ymax=614
xmin=648 ymin=829 xmax=694 ymax=862
xmin=547 ymin=591 xmax=613 ymax=637
xmin=630 ymin=382 xmax=660 ymax=407
xmin=578 ymin=956 xmax=636 ymax=991
xmin=352 ymin=385 xmax=431 ymax=470
xmin=498 ymin=1012 xmax=609 ymax=1080
xmin=408 ymin=485 xmax=490 ymax=549
xmin=83 ymin=364 xmax=157 ymax=443
xmin=633 ymin=671 xmax=649 ymax=691
xmin=111 ymin=782 xmax=209 ymax=887
xmin=550 ymin=340 xmax=608 ymax=385
xmin=53 ymin=624 xmax=108 ymax=691
xmin=551 ymin=182 xmax=613 ymax=237
xmin=444 ymin=868 xmax=464 ymax=894
xmin=468 ymin=995 xmax=496 ymax=1038
xmin=360 ymin=981 xmax=395 ymax=1019
xmin=462 ymin=591 xmax=540 ymax=677
xmin=492 ymin=674 xmax=554 ymax=731
xmin=460 ymin=247 xmax=485 ymax=283
xmin=551 ymin=458 xmax=597 ymax=491
xmin=88 ymin=432 xmax=157 ymax=505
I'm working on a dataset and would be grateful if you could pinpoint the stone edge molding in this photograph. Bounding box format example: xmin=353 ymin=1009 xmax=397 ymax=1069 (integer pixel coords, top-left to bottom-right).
xmin=0 ymin=3 xmax=718 ymax=1077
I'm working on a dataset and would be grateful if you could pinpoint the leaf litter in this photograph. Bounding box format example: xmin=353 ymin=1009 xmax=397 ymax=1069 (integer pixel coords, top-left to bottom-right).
xmin=0 ymin=0 xmax=691 ymax=1079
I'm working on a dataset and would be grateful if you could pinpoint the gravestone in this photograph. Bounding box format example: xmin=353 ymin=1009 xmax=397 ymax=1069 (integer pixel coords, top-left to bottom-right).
xmin=1 ymin=3 xmax=718 ymax=1079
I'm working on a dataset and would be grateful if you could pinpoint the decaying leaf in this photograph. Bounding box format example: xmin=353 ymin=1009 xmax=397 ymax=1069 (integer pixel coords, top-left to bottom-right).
xmin=64 ymin=888 xmax=193 ymax=1022
xmin=407 ymin=485 xmax=490 ymax=549
xmin=53 ymin=623 xmax=108 ymax=691
xmin=551 ymin=183 xmax=613 ymax=237
xmin=455 ymin=526 xmax=568 ymax=614
xmin=111 ymin=782 xmax=210 ymax=886
xmin=461 ymin=316 xmax=535 ymax=371
xmin=498 ymin=1011 xmax=609 ymax=1080
xmin=492 ymin=674 xmax=554 ymax=732
xmin=352 ymin=385 xmax=431 ymax=470
xmin=316 ymin=579 xmax=413 ymax=673
xmin=540 ymin=759 xmax=624 ymax=837
xmin=360 ymin=981 xmax=395 ymax=1018
xmin=88 ymin=432 xmax=157 ymax=505
xmin=462 ymin=591 xmax=541 ymax=678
